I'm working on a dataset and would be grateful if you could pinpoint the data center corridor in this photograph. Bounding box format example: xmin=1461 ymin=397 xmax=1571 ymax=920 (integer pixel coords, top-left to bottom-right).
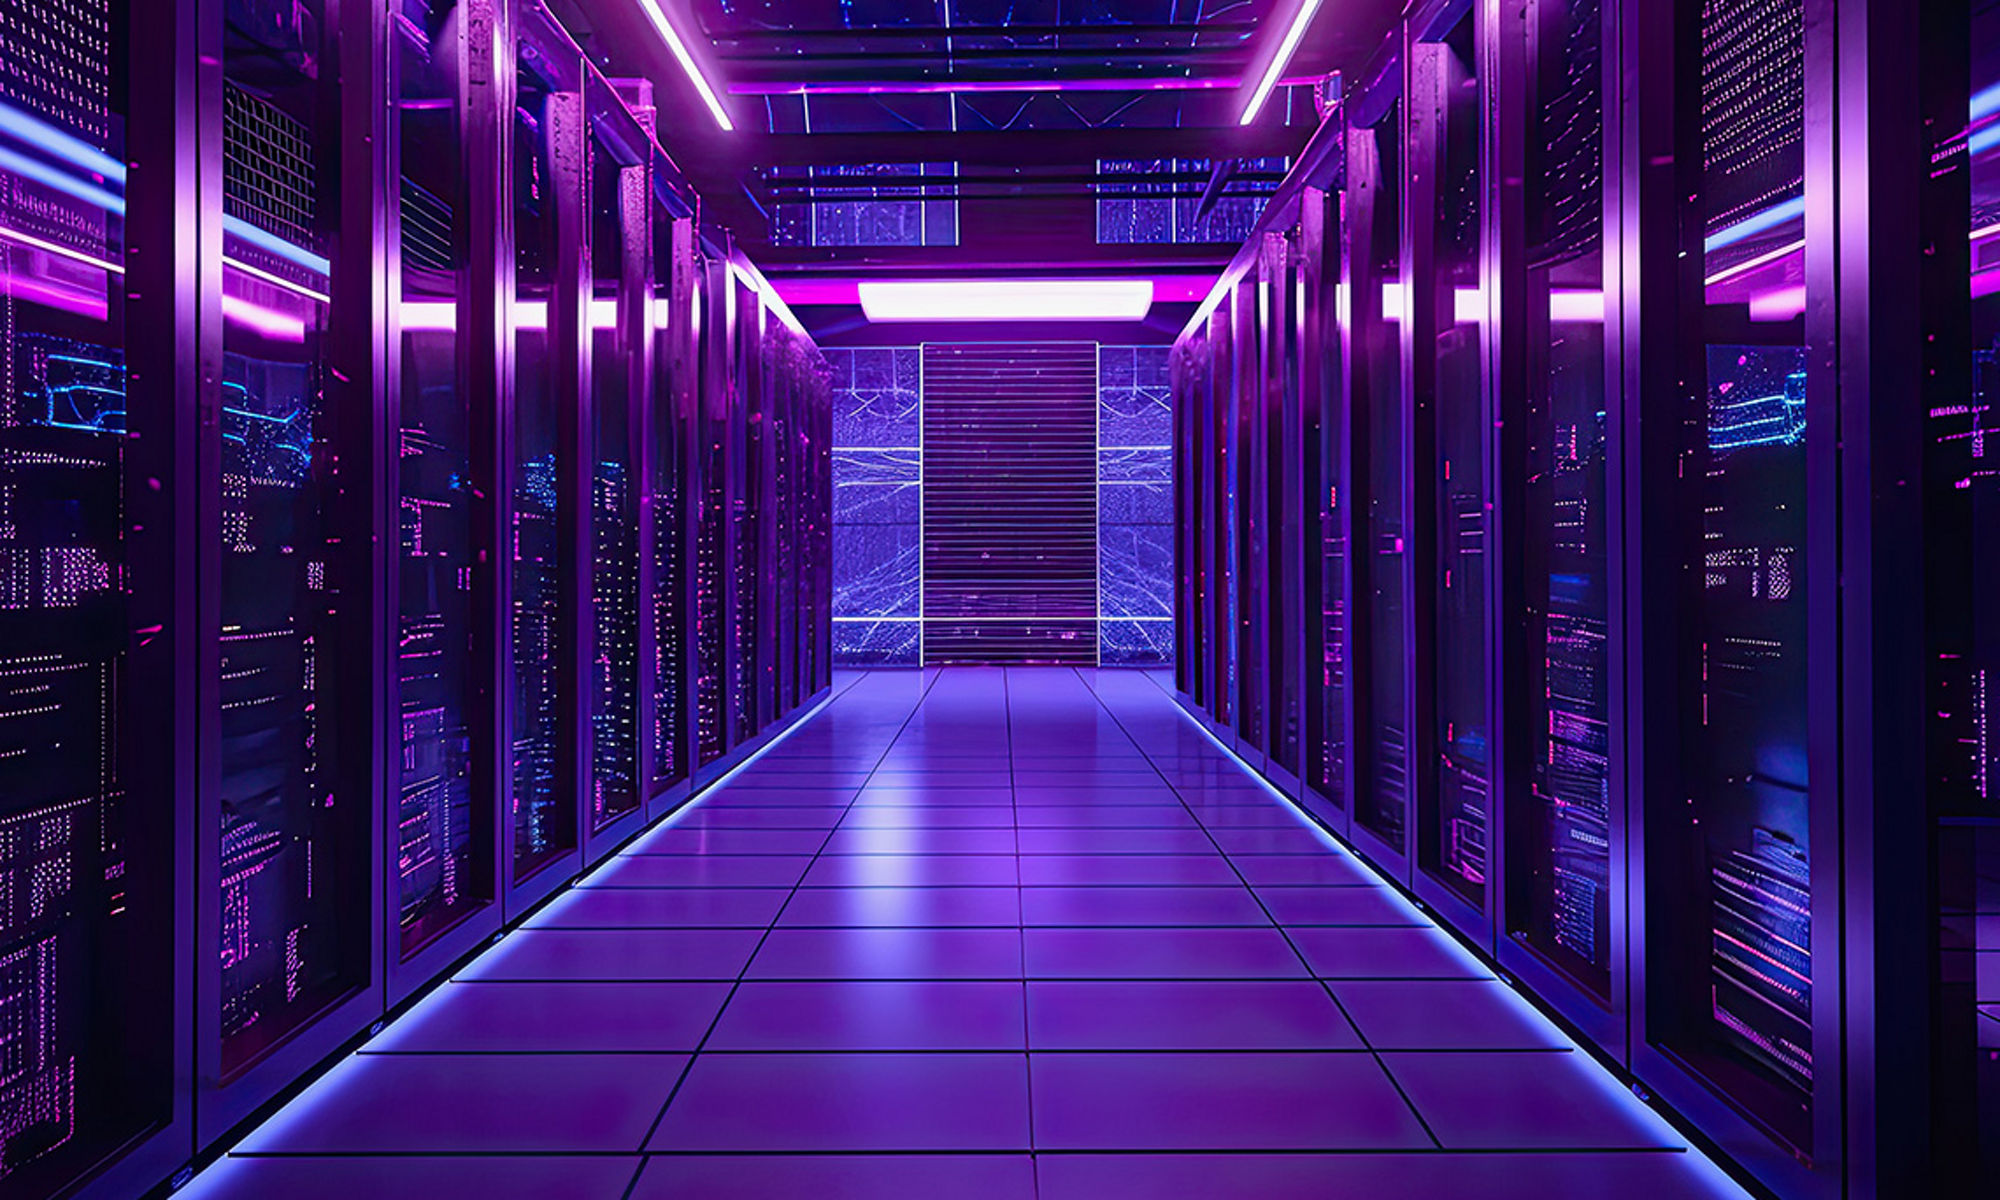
xmin=178 ymin=668 xmax=1743 ymax=1200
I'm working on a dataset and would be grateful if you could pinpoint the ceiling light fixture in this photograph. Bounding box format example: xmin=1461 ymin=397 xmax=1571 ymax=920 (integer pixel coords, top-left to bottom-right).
xmin=633 ymin=0 xmax=734 ymax=131
xmin=1240 ymin=0 xmax=1325 ymax=126
xmin=858 ymin=279 xmax=1154 ymax=322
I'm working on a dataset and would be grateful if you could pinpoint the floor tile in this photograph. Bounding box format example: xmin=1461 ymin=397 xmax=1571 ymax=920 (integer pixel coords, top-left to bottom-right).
xmin=1189 ymin=806 xmax=1312 ymax=828
xmin=1014 ymin=786 xmax=1182 ymax=806
xmin=778 ymin=886 xmax=1021 ymax=927
xmin=650 ymin=1053 xmax=1030 ymax=1151
xmin=803 ymin=854 xmax=1019 ymax=887
xmin=1034 ymin=1153 xmax=1743 ymax=1200
xmin=182 ymin=1157 xmax=642 ymax=1200
xmin=1289 ymin=927 xmax=1492 ymax=980
xmin=366 ymin=981 xmax=730 ymax=1053
xmin=625 ymin=828 xmax=832 ymax=856
xmin=460 ymin=929 xmax=761 ymax=981
xmin=665 ymin=808 xmax=844 ymax=830
xmin=527 ymin=887 xmax=790 ymax=929
xmin=1023 ymin=927 xmax=1307 ymax=978
xmin=821 ymin=827 xmax=1018 ymax=855
xmin=631 ymin=1156 xmax=1037 ymax=1200
xmin=1018 ymin=854 xmax=1238 ymax=887
xmin=584 ymin=855 xmax=812 ymax=889
xmin=839 ymin=806 xmax=1019 ymax=828
xmin=1021 ymin=885 xmax=1270 ymax=927
xmin=1014 ymin=805 xmax=1198 ymax=828
xmin=1256 ymin=885 xmax=1420 ymax=926
xmin=748 ymin=927 xmax=1023 ymax=979
xmin=1209 ymin=825 xmax=1337 ymax=855
xmin=237 ymin=1053 xmax=685 ymax=1152
xmin=1382 ymin=1050 xmax=1684 ymax=1149
xmin=852 ymin=787 xmax=1017 ymax=806
xmin=1027 ymin=980 xmax=1361 ymax=1050
xmin=708 ymin=980 xmax=1026 ymax=1050
xmin=1028 ymin=1052 xmax=1430 ymax=1150
xmin=1329 ymin=980 xmax=1574 ymax=1050
xmin=1231 ymin=853 xmax=1382 ymax=887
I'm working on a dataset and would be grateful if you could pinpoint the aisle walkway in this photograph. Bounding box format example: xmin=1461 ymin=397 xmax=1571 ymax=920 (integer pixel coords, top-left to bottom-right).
xmin=187 ymin=668 xmax=1746 ymax=1199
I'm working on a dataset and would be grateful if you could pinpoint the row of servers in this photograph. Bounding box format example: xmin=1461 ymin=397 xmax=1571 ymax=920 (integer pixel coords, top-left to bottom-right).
xmin=0 ymin=2 xmax=833 ymax=1198
xmin=1174 ymin=0 xmax=1993 ymax=1196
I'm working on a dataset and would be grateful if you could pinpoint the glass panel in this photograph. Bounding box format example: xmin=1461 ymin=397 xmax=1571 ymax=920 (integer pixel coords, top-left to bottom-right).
xmin=1231 ymin=284 xmax=1260 ymax=743
xmin=217 ymin=0 xmax=365 ymax=1073
xmin=1510 ymin=0 xmax=1612 ymax=996
xmin=1934 ymin=8 xmax=2000 ymax=1181
xmin=649 ymin=209 xmax=684 ymax=789
xmin=1653 ymin=0 xmax=1813 ymax=1148
xmin=1358 ymin=109 xmax=1409 ymax=846
xmin=1424 ymin=16 xmax=1490 ymax=905
xmin=695 ymin=267 xmax=727 ymax=765
xmin=1317 ymin=195 xmax=1348 ymax=805
xmin=0 ymin=0 xmax=172 ymax=1186
xmin=393 ymin=0 xmax=487 ymax=956
xmin=509 ymin=57 xmax=572 ymax=878
xmin=586 ymin=130 xmax=638 ymax=830
xmin=732 ymin=297 xmax=759 ymax=737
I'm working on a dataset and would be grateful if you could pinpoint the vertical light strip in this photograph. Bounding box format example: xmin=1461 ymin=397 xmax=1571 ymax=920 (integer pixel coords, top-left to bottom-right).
xmin=1240 ymin=0 xmax=1325 ymax=126
xmin=633 ymin=0 xmax=735 ymax=131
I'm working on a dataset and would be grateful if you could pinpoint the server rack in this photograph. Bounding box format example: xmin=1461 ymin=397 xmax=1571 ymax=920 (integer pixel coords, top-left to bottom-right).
xmin=386 ymin=0 xmax=506 ymax=1007
xmin=1169 ymin=0 xmax=1967 ymax=1194
xmin=0 ymin=0 xmax=832 ymax=1194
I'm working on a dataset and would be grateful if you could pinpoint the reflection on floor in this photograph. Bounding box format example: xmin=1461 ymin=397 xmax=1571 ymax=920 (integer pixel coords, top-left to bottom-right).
xmin=183 ymin=667 xmax=1748 ymax=1199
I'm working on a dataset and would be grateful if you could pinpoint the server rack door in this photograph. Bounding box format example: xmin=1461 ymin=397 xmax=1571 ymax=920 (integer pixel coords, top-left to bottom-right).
xmin=0 ymin=0 xmax=193 ymax=1193
xmin=1206 ymin=313 xmax=1231 ymax=727
xmin=388 ymin=0 xmax=501 ymax=982
xmin=1265 ymin=232 xmax=1305 ymax=783
xmin=1410 ymin=11 xmax=1495 ymax=919
xmin=1501 ymin=0 xmax=1620 ymax=1025
xmin=648 ymin=210 xmax=693 ymax=804
xmin=1230 ymin=277 xmax=1264 ymax=759
xmin=1932 ymin=2 xmax=2000 ymax=1189
xmin=1302 ymin=186 xmax=1351 ymax=822
xmin=1350 ymin=104 xmax=1413 ymax=871
xmin=1632 ymin=0 xmax=1835 ymax=1186
xmin=200 ymin=0 xmax=385 ymax=1133
xmin=581 ymin=86 xmax=644 ymax=850
xmin=1173 ymin=340 xmax=1205 ymax=706
xmin=504 ymin=19 xmax=583 ymax=903
xmin=694 ymin=257 xmax=730 ymax=768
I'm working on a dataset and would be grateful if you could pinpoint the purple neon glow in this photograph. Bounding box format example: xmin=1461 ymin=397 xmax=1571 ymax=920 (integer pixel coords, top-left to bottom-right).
xmin=857 ymin=278 xmax=1154 ymax=322
xmin=0 ymin=269 xmax=109 ymax=321
xmin=1241 ymin=0 xmax=1324 ymax=125
xmin=773 ymin=275 xmax=1212 ymax=308
xmin=222 ymin=292 xmax=307 ymax=342
xmin=634 ymin=0 xmax=734 ymax=131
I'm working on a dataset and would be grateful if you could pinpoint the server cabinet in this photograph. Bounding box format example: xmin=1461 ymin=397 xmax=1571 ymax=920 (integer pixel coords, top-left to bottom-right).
xmin=0 ymin=0 xmax=195 ymax=1193
xmin=1301 ymin=184 xmax=1352 ymax=828
xmin=1263 ymin=232 xmax=1305 ymax=789
xmin=1229 ymin=276 xmax=1265 ymax=762
xmin=386 ymin=0 xmax=505 ymax=1005
xmin=1348 ymin=95 xmax=1414 ymax=877
xmin=1408 ymin=3 xmax=1495 ymax=934
xmin=647 ymin=208 xmax=695 ymax=816
xmin=578 ymin=76 xmax=647 ymax=860
xmin=197 ymin=0 xmax=386 ymax=1141
xmin=1628 ymin=0 xmax=1841 ymax=1191
xmin=692 ymin=254 xmax=730 ymax=770
xmin=1931 ymin=1 xmax=2000 ymax=1190
xmin=503 ymin=4 xmax=583 ymax=914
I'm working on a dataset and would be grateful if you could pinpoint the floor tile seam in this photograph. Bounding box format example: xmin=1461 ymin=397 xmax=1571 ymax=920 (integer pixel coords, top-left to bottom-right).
xmin=999 ymin=669 xmax=1038 ymax=1195
xmin=1068 ymin=668 xmax=1447 ymax=1152
xmin=633 ymin=671 xmax=948 ymax=1153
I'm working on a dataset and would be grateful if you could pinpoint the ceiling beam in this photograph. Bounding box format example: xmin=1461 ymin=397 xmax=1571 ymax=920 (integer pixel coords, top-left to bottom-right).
xmin=745 ymin=126 xmax=1312 ymax=170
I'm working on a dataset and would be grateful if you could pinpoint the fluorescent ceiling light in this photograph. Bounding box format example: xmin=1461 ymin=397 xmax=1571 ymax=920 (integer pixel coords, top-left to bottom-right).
xmin=859 ymin=279 xmax=1154 ymax=322
xmin=634 ymin=0 xmax=734 ymax=131
xmin=1240 ymin=0 xmax=1324 ymax=125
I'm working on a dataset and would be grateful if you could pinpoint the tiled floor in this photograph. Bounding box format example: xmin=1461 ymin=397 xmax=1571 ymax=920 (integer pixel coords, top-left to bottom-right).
xmin=185 ymin=668 xmax=1748 ymax=1200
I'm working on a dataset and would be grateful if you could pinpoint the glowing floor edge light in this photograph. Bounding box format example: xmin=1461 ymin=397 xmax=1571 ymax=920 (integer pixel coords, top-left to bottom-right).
xmin=1151 ymin=682 xmax=1752 ymax=1200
